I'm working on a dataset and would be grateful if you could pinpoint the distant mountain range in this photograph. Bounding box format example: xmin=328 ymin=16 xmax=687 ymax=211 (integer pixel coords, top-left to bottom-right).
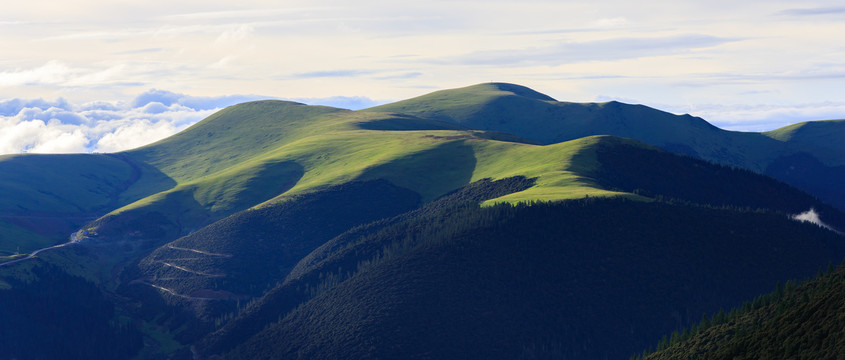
xmin=1 ymin=83 xmax=842 ymax=359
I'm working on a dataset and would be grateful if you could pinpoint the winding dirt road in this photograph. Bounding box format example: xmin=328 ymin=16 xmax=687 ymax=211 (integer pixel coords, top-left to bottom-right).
xmin=0 ymin=232 xmax=80 ymax=267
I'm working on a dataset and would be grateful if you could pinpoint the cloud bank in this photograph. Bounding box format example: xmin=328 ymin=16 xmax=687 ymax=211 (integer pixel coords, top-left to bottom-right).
xmin=0 ymin=90 xmax=271 ymax=155
xmin=0 ymin=90 xmax=385 ymax=155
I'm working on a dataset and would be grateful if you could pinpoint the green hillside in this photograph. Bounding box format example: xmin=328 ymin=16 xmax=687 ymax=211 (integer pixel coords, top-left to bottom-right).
xmin=369 ymin=83 xmax=845 ymax=211
xmin=89 ymin=118 xmax=631 ymax=239
xmin=368 ymin=83 xmax=773 ymax=169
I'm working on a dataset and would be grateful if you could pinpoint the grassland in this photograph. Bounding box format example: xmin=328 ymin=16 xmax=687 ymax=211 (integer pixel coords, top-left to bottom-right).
xmin=8 ymin=82 xmax=845 ymax=251
xmin=92 ymin=96 xmax=643 ymax=236
xmin=101 ymin=126 xmax=636 ymax=237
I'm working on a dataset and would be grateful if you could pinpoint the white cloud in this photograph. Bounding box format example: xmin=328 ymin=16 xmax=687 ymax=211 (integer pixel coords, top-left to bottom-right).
xmin=0 ymin=61 xmax=74 ymax=86
xmin=94 ymin=119 xmax=182 ymax=153
xmin=592 ymin=17 xmax=628 ymax=28
xmin=792 ymin=208 xmax=842 ymax=234
xmin=215 ymin=24 xmax=255 ymax=44
xmin=0 ymin=89 xmax=270 ymax=155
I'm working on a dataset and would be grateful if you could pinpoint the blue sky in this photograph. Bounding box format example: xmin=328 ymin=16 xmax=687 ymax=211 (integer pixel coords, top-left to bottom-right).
xmin=2 ymin=0 xmax=845 ymax=154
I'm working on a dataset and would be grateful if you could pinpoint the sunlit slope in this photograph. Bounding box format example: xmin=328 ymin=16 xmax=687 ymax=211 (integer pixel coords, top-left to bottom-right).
xmin=118 ymin=101 xmax=344 ymax=198
xmin=369 ymin=83 xmax=845 ymax=212
xmin=368 ymin=83 xmax=790 ymax=171
xmin=93 ymin=128 xmax=629 ymax=237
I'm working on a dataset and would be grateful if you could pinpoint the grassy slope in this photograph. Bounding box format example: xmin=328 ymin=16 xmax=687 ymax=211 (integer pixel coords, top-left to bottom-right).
xmin=367 ymin=83 xmax=797 ymax=172
xmin=93 ymin=100 xmax=632 ymax=236
xmin=368 ymin=83 xmax=845 ymax=215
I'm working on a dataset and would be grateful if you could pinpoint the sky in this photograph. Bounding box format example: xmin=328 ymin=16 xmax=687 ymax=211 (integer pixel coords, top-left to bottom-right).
xmin=2 ymin=0 xmax=845 ymax=154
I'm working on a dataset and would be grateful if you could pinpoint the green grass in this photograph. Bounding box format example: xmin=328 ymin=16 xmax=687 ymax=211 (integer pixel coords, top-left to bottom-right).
xmin=367 ymin=82 xmax=813 ymax=172
xmin=123 ymin=101 xmax=348 ymax=184
xmin=99 ymin=126 xmax=654 ymax=235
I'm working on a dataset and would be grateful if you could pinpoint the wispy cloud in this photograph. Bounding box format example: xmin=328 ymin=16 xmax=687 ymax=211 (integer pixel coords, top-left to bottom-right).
xmin=0 ymin=61 xmax=74 ymax=86
xmin=375 ymin=72 xmax=423 ymax=80
xmin=111 ymin=48 xmax=165 ymax=55
xmin=160 ymin=7 xmax=334 ymax=22
xmin=288 ymin=70 xmax=378 ymax=79
xmin=777 ymin=7 xmax=845 ymax=16
xmin=442 ymin=34 xmax=737 ymax=66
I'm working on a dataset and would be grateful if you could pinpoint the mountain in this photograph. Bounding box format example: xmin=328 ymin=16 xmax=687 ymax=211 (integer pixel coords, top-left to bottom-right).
xmin=1 ymin=83 xmax=844 ymax=359
xmin=369 ymin=83 xmax=845 ymax=210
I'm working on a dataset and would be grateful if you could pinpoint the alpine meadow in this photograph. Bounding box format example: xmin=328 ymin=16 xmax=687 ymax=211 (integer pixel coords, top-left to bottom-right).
xmin=2 ymin=83 xmax=844 ymax=359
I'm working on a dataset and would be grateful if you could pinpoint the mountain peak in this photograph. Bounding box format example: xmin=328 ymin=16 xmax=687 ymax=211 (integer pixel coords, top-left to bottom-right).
xmin=473 ymin=82 xmax=557 ymax=102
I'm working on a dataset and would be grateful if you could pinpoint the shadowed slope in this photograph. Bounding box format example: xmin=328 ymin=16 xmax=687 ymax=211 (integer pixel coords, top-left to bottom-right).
xmin=217 ymin=199 xmax=843 ymax=360
xmin=764 ymin=119 xmax=845 ymax=166
xmin=642 ymin=262 xmax=845 ymax=360
xmin=0 ymin=153 xmax=174 ymax=253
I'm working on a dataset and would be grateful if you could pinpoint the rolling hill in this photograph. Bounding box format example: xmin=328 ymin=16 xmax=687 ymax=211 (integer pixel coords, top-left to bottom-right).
xmin=1 ymin=82 xmax=844 ymax=359
xmin=369 ymin=83 xmax=845 ymax=210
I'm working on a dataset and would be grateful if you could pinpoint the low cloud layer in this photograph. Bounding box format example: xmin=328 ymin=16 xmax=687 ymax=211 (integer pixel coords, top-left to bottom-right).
xmin=0 ymin=90 xmax=384 ymax=155
xmin=0 ymin=91 xmax=220 ymax=154
xmin=657 ymin=102 xmax=845 ymax=131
